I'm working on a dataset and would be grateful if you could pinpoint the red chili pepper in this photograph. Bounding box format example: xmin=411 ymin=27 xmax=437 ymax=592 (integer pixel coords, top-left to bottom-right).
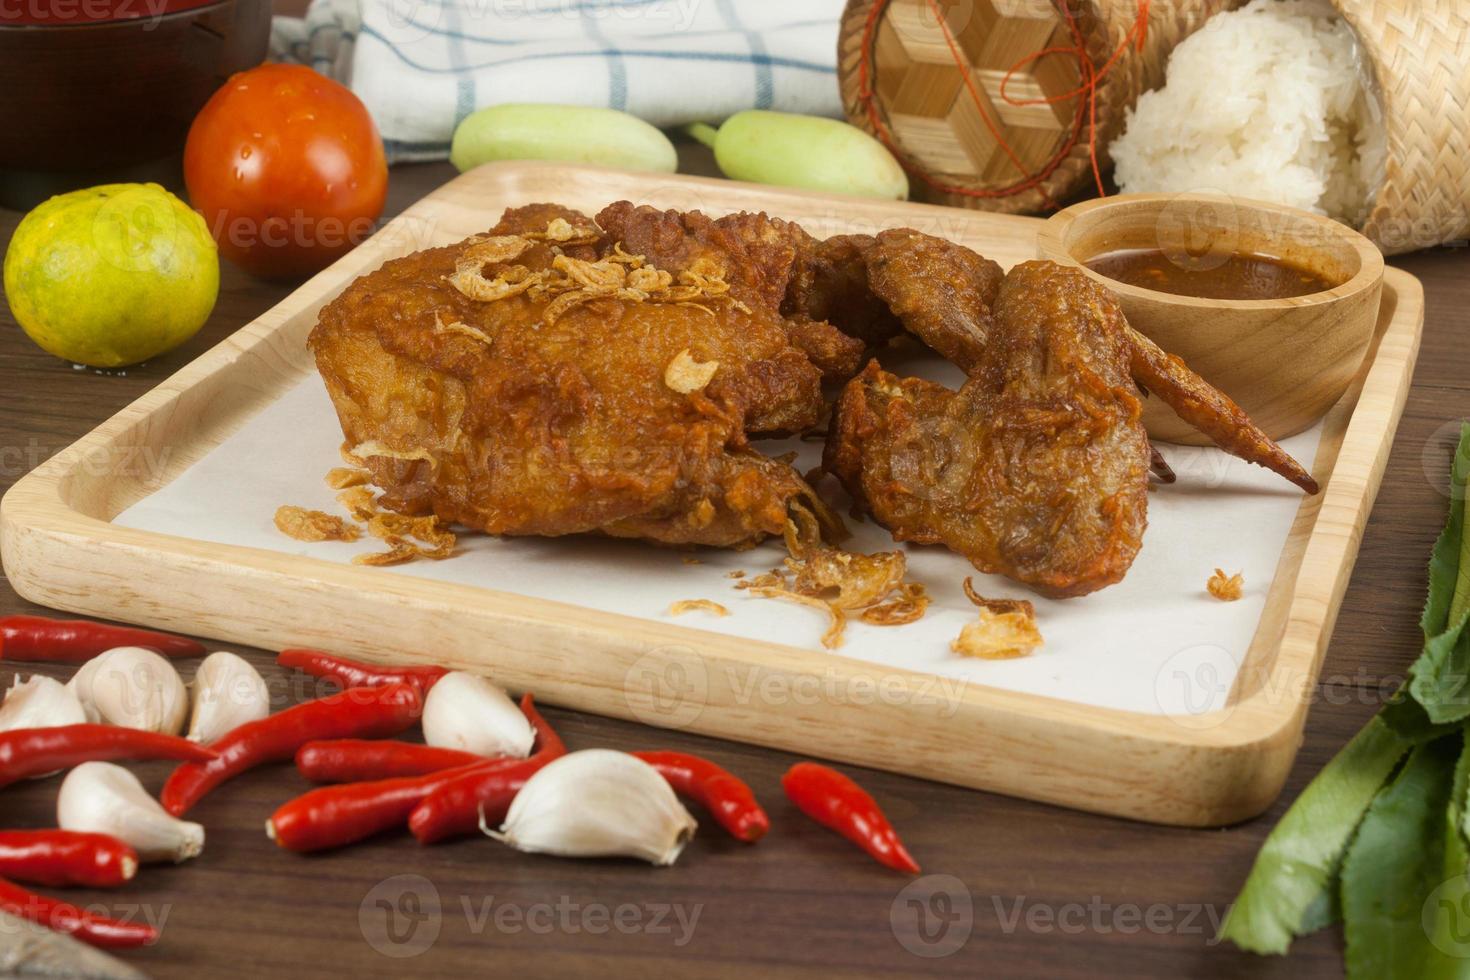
xmin=408 ymin=694 xmax=565 ymax=844
xmin=277 ymin=648 xmax=448 ymax=695
xmin=296 ymin=739 xmax=484 ymax=783
xmin=268 ymin=760 xmax=493 ymax=852
xmin=0 ymin=726 xmax=217 ymax=790
xmin=0 ymin=877 xmax=157 ymax=948
xmin=161 ymin=682 xmax=423 ymax=816
xmin=781 ymin=762 xmax=920 ymax=874
xmin=0 ymin=831 xmax=138 ymax=889
xmin=632 ymin=751 xmax=769 ymax=843
xmin=0 ymin=615 xmax=205 ymax=662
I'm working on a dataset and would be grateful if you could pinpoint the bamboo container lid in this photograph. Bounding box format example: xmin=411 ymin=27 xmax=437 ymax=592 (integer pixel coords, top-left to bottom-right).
xmin=838 ymin=0 xmax=1239 ymax=214
xmin=1333 ymin=0 xmax=1470 ymax=255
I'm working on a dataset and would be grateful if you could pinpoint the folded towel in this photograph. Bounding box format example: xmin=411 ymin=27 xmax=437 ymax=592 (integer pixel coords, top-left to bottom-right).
xmin=272 ymin=0 xmax=846 ymax=163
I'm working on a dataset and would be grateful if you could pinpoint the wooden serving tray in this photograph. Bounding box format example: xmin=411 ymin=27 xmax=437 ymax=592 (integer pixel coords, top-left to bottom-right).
xmin=0 ymin=164 xmax=1423 ymax=826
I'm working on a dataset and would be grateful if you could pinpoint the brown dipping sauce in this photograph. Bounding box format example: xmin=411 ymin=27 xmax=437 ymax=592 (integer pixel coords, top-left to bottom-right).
xmin=1086 ymin=248 xmax=1338 ymax=300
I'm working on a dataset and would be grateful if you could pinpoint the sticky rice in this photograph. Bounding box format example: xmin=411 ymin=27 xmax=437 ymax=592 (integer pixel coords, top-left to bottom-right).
xmin=1110 ymin=0 xmax=1386 ymax=226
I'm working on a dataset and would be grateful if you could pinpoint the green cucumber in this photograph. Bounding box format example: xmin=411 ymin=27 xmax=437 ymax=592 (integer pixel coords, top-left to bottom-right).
xmin=450 ymin=104 xmax=678 ymax=174
xmin=691 ymin=110 xmax=909 ymax=200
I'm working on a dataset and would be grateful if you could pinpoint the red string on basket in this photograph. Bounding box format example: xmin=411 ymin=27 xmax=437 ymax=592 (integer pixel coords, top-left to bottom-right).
xmin=856 ymin=0 xmax=1151 ymax=207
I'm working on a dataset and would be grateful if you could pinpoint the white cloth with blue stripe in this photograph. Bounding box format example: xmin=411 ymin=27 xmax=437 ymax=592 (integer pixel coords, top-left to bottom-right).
xmin=271 ymin=0 xmax=846 ymax=163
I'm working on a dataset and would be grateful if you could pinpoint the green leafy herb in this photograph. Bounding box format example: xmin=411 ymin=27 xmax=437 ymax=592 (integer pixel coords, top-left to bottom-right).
xmin=1341 ymin=735 xmax=1459 ymax=979
xmin=1409 ymin=619 xmax=1470 ymax=724
xmin=1423 ymin=424 xmax=1470 ymax=639
xmin=1419 ymin=729 xmax=1470 ymax=980
xmin=1217 ymin=718 xmax=1409 ymax=953
xmin=1410 ymin=426 xmax=1470 ymax=722
xmin=1223 ymin=422 xmax=1470 ymax=963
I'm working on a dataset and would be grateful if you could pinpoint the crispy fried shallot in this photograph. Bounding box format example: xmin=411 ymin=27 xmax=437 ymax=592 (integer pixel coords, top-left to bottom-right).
xmin=282 ymin=471 xmax=458 ymax=566
xmin=667 ymin=600 xmax=730 ymax=618
xmin=664 ymin=349 xmax=720 ymax=394
xmin=348 ymin=441 xmax=437 ymax=466
xmin=325 ymin=467 xmax=370 ymax=490
xmin=860 ymin=582 xmax=930 ymax=627
xmin=951 ymin=610 xmax=1044 ymax=660
xmin=952 ymin=578 xmax=1042 ymax=659
xmin=445 ymin=225 xmax=749 ymax=328
xmin=274 ymin=506 xmax=361 ymax=543
xmin=1207 ymin=568 xmax=1244 ymax=602
xmin=738 ymin=546 xmax=918 ymax=649
xmin=961 ymin=578 xmax=1035 ymax=618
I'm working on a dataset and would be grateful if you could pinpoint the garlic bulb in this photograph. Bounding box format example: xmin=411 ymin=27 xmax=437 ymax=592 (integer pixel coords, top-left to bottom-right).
xmin=68 ymin=647 xmax=189 ymax=735
xmin=0 ymin=675 xmax=88 ymax=732
xmin=486 ymin=749 xmax=697 ymax=866
xmin=57 ymin=762 xmax=204 ymax=863
xmin=422 ymin=671 xmax=534 ymax=758
xmin=187 ymin=651 xmax=269 ymax=743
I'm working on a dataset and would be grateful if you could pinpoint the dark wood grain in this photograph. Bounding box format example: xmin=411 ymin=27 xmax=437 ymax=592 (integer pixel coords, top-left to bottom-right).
xmin=0 ymin=157 xmax=1465 ymax=978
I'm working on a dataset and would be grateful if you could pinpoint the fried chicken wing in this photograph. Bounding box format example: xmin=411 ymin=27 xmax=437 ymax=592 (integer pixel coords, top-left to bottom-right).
xmin=783 ymin=234 xmax=904 ymax=350
xmin=848 ymin=230 xmax=1318 ymax=494
xmin=310 ymin=203 xmax=838 ymax=550
xmin=1126 ymin=329 xmax=1316 ymax=493
xmin=863 ymin=228 xmax=1004 ymax=373
xmin=827 ymin=261 xmax=1150 ymax=597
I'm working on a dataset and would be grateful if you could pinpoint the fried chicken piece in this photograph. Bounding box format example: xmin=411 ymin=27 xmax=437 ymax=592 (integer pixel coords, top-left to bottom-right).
xmin=597 ymin=203 xmax=866 ymax=382
xmin=1127 ymin=330 xmax=1316 ymax=493
xmin=486 ymin=203 xmax=603 ymax=256
xmin=854 ymin=230 xmax=1317 ymax=494
xmin=864 ymin=228 xmax=1004 ymax=372
xmin=827 ymin=261 xmax=1151 ymax=597
xmin=782 ymin=234 xmax=905 ymax=351
xmin=310 ymin=204 xmax=838 ymax=550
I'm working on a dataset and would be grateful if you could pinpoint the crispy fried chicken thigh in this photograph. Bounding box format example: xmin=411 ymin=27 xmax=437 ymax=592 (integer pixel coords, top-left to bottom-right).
xmin=309 ymin=203 xmax=837 ymax=549
xmin=595 ymin=203 xmax=866 ymax=383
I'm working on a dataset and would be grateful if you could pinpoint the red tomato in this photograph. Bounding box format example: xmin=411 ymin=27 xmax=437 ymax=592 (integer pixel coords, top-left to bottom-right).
xmin=184 ymin=64 xmax=388 ymax=279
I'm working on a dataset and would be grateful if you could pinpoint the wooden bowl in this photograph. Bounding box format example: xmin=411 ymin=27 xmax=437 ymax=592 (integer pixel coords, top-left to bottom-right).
xmin=1036 ymin=193 xmax=1384 ymax=445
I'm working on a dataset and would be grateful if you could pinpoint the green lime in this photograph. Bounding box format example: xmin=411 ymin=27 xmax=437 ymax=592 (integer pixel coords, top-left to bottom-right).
xmin=4 ymin=183 xmax=219 ymax=368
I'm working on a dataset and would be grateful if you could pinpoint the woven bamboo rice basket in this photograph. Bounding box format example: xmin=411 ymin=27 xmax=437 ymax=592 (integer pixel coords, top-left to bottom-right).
xmin=840 ymin=0 xmax=1470 ymax=253
xmin=1335 ymin=0 xmax=1470 ymax=254
xmin=838 ymin=0 xmax=1238 ymax=215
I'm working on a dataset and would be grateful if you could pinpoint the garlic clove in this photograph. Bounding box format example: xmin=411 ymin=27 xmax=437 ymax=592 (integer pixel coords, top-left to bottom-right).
xmin=67 ymin=647 xmax=190 ymax=736
xmin=0 ymin=675 xmax=88 ymax=732
xmin=63 ymin=657 xmax=103 ymax=725
xmin=422 ymin=671 xmax=534 ymax=758
xmin=485 ymin=749 xmax=697 ymax=866
xmin=57 ymin=762 xmax=204 ymax=864
xmin=187 ymin=651 xmax=270 ymax=744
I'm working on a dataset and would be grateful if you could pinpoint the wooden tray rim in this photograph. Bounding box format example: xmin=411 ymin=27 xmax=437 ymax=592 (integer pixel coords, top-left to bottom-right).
xmin=0 ymin=163 xmax=1426 ymax=826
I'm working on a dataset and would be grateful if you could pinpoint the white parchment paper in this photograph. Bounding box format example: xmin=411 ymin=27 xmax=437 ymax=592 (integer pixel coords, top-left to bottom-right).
xmin=114 ymin=353 xmax=1322 ymax=718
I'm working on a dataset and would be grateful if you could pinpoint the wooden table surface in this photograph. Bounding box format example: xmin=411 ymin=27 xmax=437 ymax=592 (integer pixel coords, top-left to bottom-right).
xmin=0 ymin=156 xmax=1466 ymax=979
